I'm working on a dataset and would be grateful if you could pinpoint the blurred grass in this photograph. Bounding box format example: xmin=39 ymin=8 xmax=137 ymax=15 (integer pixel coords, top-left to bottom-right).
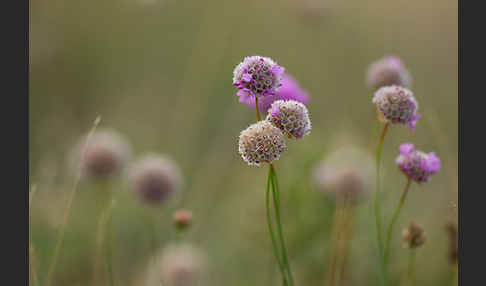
xmin=30 ymin=0 xmax=457 ymax=285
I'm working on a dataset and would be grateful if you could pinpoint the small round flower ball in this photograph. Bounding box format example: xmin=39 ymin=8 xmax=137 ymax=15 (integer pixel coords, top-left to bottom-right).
xmin=372 ymin=85 xmax=420 ymax=130
xmin=366 ymin=56 xmax=412 ymax=90
xmin=266 ymin=100 xmax=311 ymax=139
xmin=128 ymin=154 xmax=182 ymax=206
xmin=173 ymin=209 xmax=192 ymax=231
xmin=396 ymin=143 xmax=440 ymax=183
xmin=72 ymin=129 xmax=131 ymax=180
xmin=313 ymin=146 xmax=375 ymax=204
xmin=402 ymin=221 xmax=426 ymax=248
xmin=243 ymin=74 xmax=310 ymax=114
xmin=238 ymin=121 xmax=287 ymax=166
xmin=233 ymin=55 xmax=285 ymax=103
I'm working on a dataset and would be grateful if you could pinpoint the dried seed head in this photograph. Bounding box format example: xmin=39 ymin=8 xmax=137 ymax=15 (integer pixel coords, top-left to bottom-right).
xmin=173 ymin=209 xmax=192 ymax=231
xmin=313 ymin=146 xmax=374 ymax=204
xmin=128 ymin=154 xmax=182 ymax=206
xmin=372 ymin=85 xmax=420 ymax=130
xmin=242 ymin=73 xmax=310 ymax=114
xmin=445 ymin=220 xmax=458 ymax=264
xmin=72 ymin=129 xmax=131 ymax=180
xmin=402 ymin=221 xmax=426 ymax=248
xmin=233 ymin=56 xmax=285 ymax=103
xmin=366 ymin=56 xmax=412 ymax=90
xmin=266 ymin=100 xmax=312 ymax=139
xmin=238 ymin=121 xmax=287 ymax=166
xmin=396 ymin=143 xmax=440 ymax=183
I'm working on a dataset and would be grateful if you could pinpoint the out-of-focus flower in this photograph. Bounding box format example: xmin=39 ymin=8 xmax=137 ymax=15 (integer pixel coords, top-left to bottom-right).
xmin=445 ymin=220 xmax=458 ymax=264
xmin=402 ymin=221 xmax=426 ymax=248
xmin=243 ymin=74 xmax=310 ymax=114
xmin=372 ymin=85 xmax=420 ymax=130
xmin=128 ymin=154 xmax=182 ymax=205
xmin=173 ymin=209 xmax=192 ymax=231
xmin=238 ymin=121 xmax=287 ymax=166
xmin=396 ymin=143 xmax=440 ymax=183
xmin=266 ymin=100 xmax=311 ymax=139
xmin=366 ymin=56 xmax=412 ymax=90
xmin=233 ymin=56 xmax=285 ymax=104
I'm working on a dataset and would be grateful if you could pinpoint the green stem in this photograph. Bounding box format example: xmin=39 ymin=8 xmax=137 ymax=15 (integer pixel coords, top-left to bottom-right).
xmin=384 ymin=178 xmax=412 ymax=265
xmin=270 ymin=164 xmax=295 ymax=286
xmin=407 ymin=249 xmax=416 ymax=284
xmin=105 ymin=200 xmax=115 ymax=286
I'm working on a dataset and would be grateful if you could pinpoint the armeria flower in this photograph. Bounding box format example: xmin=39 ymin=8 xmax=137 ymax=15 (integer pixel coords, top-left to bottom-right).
xmin=366 ymin=56 xmax=412 ymax=90
xmin=242 ymin=74 xmax=310 ymax=114
xmin=238 ymin=121 xmax=287 ymax=166
xmin=266 ymin=100 xmax=311 ymax=139
xmin=128 ymin=154 xmax=182 ymax=205
xmin=313 ymin=146 xmax=375 ymax=204
xmin=396 ymin=143 xmax=440 ymax=183
xmin=402 ymin=221 xmax=426 ymax=248
xmin=173 ymin=209 xmax=192 ymax=230
xmin=72 ymin=129 xmax=131 ymax=180
xmin=233 ymin=56 xmax=285 ymax=103
xmin=372 ymin=85 xmax=420 ymax=130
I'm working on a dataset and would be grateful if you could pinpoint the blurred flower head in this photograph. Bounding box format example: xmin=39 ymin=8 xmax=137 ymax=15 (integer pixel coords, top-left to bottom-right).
xmin=128 ymin=154 xmax=182 ymax=206
xmin=233 ymin=56 xmax=285 ymax=103
xmin=72 ymin=129 xmax=131 ymax=180
xmin=238 ymin=121 xmax=287 ymax=166
xmin=396 ymin=143 xmax=440 ymax=183
xmin=445 ymin=220 xmax=458 ymax=264
xmin=402 ymin=221 xmax=426 ymax=248
xmin=313 ymin=146 xmax=375 ymax=204
xmin=372 ymin=85 xmax=420 ymax=130
xmin=366 ymin=56 xmax=412 ymax=90
xmin=242 ymin=74 xmax=310 ymax=114
xmin=266 ymin=100 xmax=311 ymax=139
xmin=173 ymin=209 xmax=193 ymax=231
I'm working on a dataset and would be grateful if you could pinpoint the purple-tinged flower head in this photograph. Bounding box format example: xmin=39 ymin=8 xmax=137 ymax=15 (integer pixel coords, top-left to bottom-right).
xmin=72 ymin=129 xmax=131 ymax=180
xmin=173 ymin=209 xmax=192 ymax=231
xmin=313 ymin=146 xmax=375 ymax=204
xmin=366 ymin=56 xmax=412 ymax=90
xmin=128 ymin=154 xmax=182 ymax=206
xmin=402 ymin=221 xmax=426 ymax=248
xmin=242 ymin=74 xmax=310 ymax=114
xmin=266 ymin=100 xmax=311 ymax=139
xmin=233 ymin=56 xmax=285 ymax=104
xmin=372 ymin=85 xmax=420 ymax=130
xmin=238 ymin=121 xmax=287 ymax=166
xmin=396 ymin=143 xmax=440 ymax=183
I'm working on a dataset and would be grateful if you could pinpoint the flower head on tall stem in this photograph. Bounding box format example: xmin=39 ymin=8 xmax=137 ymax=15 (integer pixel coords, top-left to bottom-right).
xmin=233 ymin=56 xmax=285 ymax=104
xmin=266 ymin=100 xmax=312 ymax=139
xmin=373 ymin=85 xmax=420 ymax=131
xmin=396 ymin=143 xmax=441 ymax=183
xmin=366 ymin=56 xmax=412 ymax=90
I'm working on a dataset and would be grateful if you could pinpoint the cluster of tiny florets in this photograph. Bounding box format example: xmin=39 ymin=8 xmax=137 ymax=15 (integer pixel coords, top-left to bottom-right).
xmin=238 ymin=121 xmax=287 ymax=166
xmin=266 ymin=100 xmax=311 ymax=139
xmin=233 ymin=56 xmax=285 ymax=103
xmin=366 ymin=56 xmax=412 ymax=90
xmin=128 ymin=154 xmax=182 ymax=205
xmin=402 ymin=221 xmax=426 ymax=248
xmin=372 ymin=85 xmax=420 ymax=130
xmin=395 ymin=143 xmax=440 ymax=183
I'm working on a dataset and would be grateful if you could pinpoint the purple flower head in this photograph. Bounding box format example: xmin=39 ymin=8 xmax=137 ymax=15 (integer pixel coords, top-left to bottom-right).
xmin=366 ymin=55 xmax=412 ymax=90
xmin=266 ymin=100 xmax=311 ymax=139
xmin=233 ymin=56 xmax=285 ymax=103
xmin=241 ymin=74 xmax=310 ymax=114
xmin=372 ymin=85 xmax=419 ymax=130
xmin=396 ymin=143 xmax=441 ymax=183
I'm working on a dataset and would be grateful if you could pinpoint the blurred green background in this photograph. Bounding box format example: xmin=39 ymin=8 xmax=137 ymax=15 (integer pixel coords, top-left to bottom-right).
xmin=29 ymin=0 xmax=457 ymax=285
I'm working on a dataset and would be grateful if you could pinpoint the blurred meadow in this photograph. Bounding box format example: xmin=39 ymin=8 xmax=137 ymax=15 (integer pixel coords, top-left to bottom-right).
xmin=29 ymin=0 xmax=457 ymax=285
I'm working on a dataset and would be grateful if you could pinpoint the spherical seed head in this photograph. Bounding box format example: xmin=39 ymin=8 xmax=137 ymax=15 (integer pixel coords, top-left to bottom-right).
xmin=402 ymin=221 xmax=426 ymax=248
xmin=313 ymin=146 xmax=375 ymax=204
xmin=73 ymin=129 xmax=131 ymax=180
xmin=173 ymin=209 xmax=192 ymax=230
xmin=266 ymin=100 xmax=311 ymax=139
xmin=238 ymin=121 xmax=287 ymax=166
xmin=242 ymin=73 xmax=310 ymax=114
xmin=445 ymin=220 xmax=458 ymax=263
xmin=233 ymin=56 xmax=285 ymax=103
xmin=372 ymin=85 xmax=420 ymax=130
xmin=366 ymin=56 xmax=412 ymax=90
xmin=396 ymin=143 xmax=440 ymax=183
xmin=128 ymin=154 xmax=182 ymax=206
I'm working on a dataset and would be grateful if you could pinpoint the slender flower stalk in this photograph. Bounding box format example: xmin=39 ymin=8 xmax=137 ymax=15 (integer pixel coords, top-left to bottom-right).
xmin=406 ymin=249 xmax=416 ymax=284
xmin=46 ymin=116 xmax=101 ymax=286
xmin=375 ymin=122 xmax=389 ymax=257
xmin=29 ymin=184 xmax=39 ymax=286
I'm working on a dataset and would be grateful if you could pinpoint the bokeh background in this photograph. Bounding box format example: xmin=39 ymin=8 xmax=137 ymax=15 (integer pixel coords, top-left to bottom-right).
xmin=29 ymin=0 xmax=458 ymax=285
